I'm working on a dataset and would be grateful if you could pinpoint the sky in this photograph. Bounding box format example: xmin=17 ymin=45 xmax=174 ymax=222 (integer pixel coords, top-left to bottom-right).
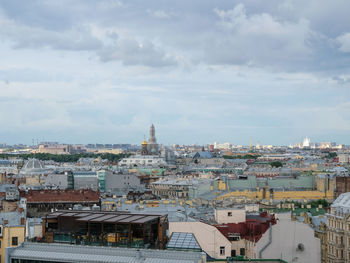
xmin=0 ymin=0 xmax=350 ymax=146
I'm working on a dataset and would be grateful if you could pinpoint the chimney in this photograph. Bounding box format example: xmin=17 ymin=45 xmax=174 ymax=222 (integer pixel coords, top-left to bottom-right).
xmin=21 ymin=217 xmax=25 ymax=225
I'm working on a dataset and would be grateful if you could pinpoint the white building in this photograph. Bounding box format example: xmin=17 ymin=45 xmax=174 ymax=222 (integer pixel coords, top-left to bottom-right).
xmin=118 ymin=155 xmax=167 ymax=167
xmin=213 ymin=142 xmax=232 ymax=150
xmin=257 ymin=213 xmax=321 ymax=263
xmin=303 ymin=137 xmax=311 ymax=148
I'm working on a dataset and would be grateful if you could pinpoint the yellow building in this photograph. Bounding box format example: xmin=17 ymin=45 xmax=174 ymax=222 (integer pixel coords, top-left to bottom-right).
xmin=216 ymin=188 xmax=334 ymax=201
xmin=0 ymin=211 xmax=26 ymax=263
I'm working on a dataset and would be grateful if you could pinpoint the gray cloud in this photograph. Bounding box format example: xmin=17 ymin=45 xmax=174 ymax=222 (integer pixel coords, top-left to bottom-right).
xmin=0 ymin=17 xmax=102 ymax=51
xmin=336 ymin=33 xmax=350 ymax=53
xmin=98 ymin=38 xmax=177 ymax=67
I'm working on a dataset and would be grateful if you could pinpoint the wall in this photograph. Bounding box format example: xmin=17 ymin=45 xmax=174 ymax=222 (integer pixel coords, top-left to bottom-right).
xmin=257 ymin=213 xmax=321 ymax=263
xmin=216 ymin=189 xmax=333 ymax=201
xmin=45 ymin=173 xmax=68 ymax=189
xmin=169 ymin=221 xmax=231 ymax=259
xmin=335 ymin=176 xmax=350 ymax=197
xmin=214 ymin=208 xmax=246 ymax=224
xmin=105 ymin=173 xmax=140 ymax=192
xmin=316 ymin=175 xmax=336 ymax=193
xmin=25 ymin=176 xmax=41 ymax=186
xmin=73 ymin=177 xmax=98 ymax=190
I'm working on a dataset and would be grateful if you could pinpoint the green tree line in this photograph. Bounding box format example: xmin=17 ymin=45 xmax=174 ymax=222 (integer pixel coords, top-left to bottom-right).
xmin=0 ymin=152 xmax=130 ymax=163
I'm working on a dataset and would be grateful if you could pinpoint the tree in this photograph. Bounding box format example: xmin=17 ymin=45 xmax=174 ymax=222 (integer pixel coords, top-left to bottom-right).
xmin=269 ymin=161 xmax=283 ymax=168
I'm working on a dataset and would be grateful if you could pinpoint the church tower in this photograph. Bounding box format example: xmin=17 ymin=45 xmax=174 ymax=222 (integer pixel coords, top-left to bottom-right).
xmin=149 ymin=124 xmax=157 ymax=144
xmin=147 ymin=124 xmax=159 ymax=155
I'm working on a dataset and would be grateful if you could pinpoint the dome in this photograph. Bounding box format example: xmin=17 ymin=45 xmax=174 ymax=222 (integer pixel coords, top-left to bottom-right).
xmin=23 ymin=158 xmax=44 ymax=170
xmin=142 ymin=135 xmax=148 ymax=145
xmin=20 ymin=158 xmax=46 ymax=175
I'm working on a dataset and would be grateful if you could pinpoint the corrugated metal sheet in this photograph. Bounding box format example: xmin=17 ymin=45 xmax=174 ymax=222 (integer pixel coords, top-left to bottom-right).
xmin=9 ymin=243 xmax=204 ymax=263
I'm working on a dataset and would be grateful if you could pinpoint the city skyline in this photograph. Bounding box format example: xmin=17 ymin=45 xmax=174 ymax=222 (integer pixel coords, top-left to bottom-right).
xmin=0 ymin=0 xmax=350 ymax=145
xmin=0 ymin=133 xmax=346 ymax=148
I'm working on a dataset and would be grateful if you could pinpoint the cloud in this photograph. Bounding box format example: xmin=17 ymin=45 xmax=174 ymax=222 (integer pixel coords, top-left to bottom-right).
xmin=209 ymin=4 xmax=313 ymax=68
xmin=336 ymin=33 xmax=350 ymax=53
xmin=98 ymin=38 xmax=177 ymax=67
xmin=0 ymin=13 xmax=175 ymax=68
xmin=332 ymin=75 xmax=350 ymax=85
xmin=0 ymin=17 xmax=102 ymax=51
xmin=147 ymin=9 xmax=174 ymax=19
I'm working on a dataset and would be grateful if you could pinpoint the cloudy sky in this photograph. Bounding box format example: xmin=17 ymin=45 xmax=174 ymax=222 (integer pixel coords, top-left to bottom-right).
xmin=0 ymin=0 xmax=350 ymax=146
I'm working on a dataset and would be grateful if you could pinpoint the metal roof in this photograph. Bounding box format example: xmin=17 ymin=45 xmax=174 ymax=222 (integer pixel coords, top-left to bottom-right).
xmin=47 ymin=211 xmax=164 ymax=224
xmin=9 ymin=242 xmax=205 ymax=263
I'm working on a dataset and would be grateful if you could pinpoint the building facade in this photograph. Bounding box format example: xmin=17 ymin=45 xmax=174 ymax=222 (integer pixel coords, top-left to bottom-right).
xmin=0 ymin=211 xmax=26 ymax=263
xmin=326 ymin=192 xmax=350 ymax=263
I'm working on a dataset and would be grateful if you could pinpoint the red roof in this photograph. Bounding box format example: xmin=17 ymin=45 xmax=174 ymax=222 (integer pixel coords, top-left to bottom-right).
xmin=215 ymin=212 xmax=276 ymax=243
xmin=20 ymin=189 xmax=100 ymax=203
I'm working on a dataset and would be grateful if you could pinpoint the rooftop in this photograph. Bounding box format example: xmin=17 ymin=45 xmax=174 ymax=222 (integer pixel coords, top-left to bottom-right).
xmin=215 ymin=212 xmax=276 ymax=243
xmin=46 ymin=210 xmax=166 ymax=224
xmin=0 ymin=211 xmax=25 ymax=227
xmin=331 ymin=192 xmax=350 ymax=213
xmin=20 ymin=189 xmax=100 ymax=203
xmin=8 ymin=242 xmax=205 ymax=263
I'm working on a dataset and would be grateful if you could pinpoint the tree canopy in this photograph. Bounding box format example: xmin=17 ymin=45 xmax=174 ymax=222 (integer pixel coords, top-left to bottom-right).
xmin=0 ymin=152 xmax=130 ymax=163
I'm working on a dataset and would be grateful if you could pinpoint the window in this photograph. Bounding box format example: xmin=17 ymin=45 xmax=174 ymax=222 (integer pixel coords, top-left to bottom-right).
xmin=240 ymin=248 xmax=245 ymax=256
xmin=231 ymin=250 xmax=236 ymax=257
xmin=228 ymin=212 xmax=232 ymax=217
xmin=12 ymin=237 xmax=18 ymax=246
xmin=220 ymin=246 xmax=225 ymax=255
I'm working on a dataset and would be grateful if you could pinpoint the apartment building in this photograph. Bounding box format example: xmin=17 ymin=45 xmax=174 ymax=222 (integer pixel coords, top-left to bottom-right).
xmin=327 ymin=192 xmax=350 ymax=263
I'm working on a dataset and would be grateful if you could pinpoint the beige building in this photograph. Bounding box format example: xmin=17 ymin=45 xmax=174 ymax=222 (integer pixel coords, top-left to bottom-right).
xmin=169 ymin=221 xmax=237 ymax=260
xmin=0 ymin=211 xmax=26 ymax=263
xmin=37 ymin=144 xmax=71 ymax=154
xmin=326 ymin=192 xmax=350 ymax=263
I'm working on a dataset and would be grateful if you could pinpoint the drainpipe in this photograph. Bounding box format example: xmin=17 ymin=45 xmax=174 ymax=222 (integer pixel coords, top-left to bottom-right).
xmin=259 ymin=222 xmax=272 ymax=258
